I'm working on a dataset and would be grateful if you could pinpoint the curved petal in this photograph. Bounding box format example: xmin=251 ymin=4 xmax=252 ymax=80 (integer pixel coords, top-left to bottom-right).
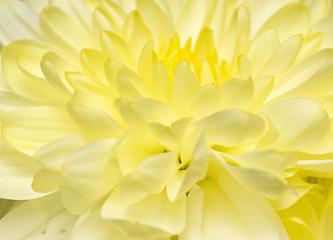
xmin=0 ymin=140 xmax=44 ymax=200
xmin=167 ymin=127 xmax=210 ymax=201
xmin=120 ymin=152 xmax=178 ymax=204
xmin=1 ymin=106 xmax=78 ymax=154
xmin=72 ymin=210 xmax=128 ymax=240
xmin=101 ymin=189 xmax=186 ymax=239
xmin=172 ymin=61 xmax=200 ymax=117
xmin=196 ymin=109 xmax=265 ymax=147
xmin=63 ymin=138 xmax=121 ymax=200
xmin=262 ymin=98 xmax=330 ymax=151
xmin=136 ymin=0 xmax=175 ymax=40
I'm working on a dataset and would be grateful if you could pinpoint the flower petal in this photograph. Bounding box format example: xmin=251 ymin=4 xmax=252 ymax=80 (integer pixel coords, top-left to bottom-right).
xmin=179 ymin=186 xmax=204 ymax=240
xmin=63 ymin=138 xmax=121 ymax=200
xmin=0 ymin=193 xmax=66 ymax=239
xmin=72 ymin=210 xmax=128 ymax=240
xmin=152 ymin=62 xmax=172 ymax=105
xmin=67 ymin=101 xmax=124 ymax=139
xmin=115 ymin=127 xmax=164 ymax=175
xmin=101 ymin=189 xmax=186 ymax=239
xmin=298 ymin=160 xmax=333 ymax=178
xmin=256 ymin=2 xmax=310 ymax=42
xmin=167 ymin=127 xmax=210 ymax=201
xmin=120 ymin=152 xmax=178 ymax=204
xmin=196 ymin=109 xmax=265 ymax=147
xmin=40 ymin=6 xmax=93 ymax=54
xmin=187 ymin=84 xmax=219 ymax=119
xmin=248 ymin=29 xmax=279 ymax=75
xmin=100 ymin=31 xmax=137 ymax=69
xmin=136 ymin=0 xmax=175 ymax=40
xmin=0 ymin=201 xmax=48 ymax=239
xmin=219 ymin=77 xmax=254 ymax=109
xmin=257 ymin=34 xmax=303 ymax=79
xmin=0 ymin=140 xmax=44 ymax=200
xmin=0 ymin=0 xmax=41 ymax=45
xmin=262 ymin=98 xmax=330 ymax=151
xmin=223 ymin=150 xmax=297 ymax=177
xmin=176 ymin=0 xmax=207 ymax=44
xmin=34 ymin=134 xmax=88 ymax=171
xmin=1 ymin=106 xmax=78 ymax=154
xmin=172 ymin=61 xmax=200 ymax=117
xmin=204 ymin=165 xmax=289 ymax=240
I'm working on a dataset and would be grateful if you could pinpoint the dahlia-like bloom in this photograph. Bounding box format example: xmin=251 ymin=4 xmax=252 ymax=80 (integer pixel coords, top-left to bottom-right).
xmin=0 ymin=0 xmax=333 ymax=239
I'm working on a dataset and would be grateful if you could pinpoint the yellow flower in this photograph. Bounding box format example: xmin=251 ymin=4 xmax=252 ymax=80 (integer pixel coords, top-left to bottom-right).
xmin=0 ymin=0 xmax=333 ymax=239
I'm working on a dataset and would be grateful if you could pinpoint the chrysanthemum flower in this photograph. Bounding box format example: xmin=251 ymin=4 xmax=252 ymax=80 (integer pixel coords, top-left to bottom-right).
xmin=0 ymin=0 xmax=333 ymax=239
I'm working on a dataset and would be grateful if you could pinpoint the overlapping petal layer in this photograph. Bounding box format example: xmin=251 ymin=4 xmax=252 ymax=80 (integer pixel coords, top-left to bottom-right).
xmin=0 ymin=0 xmax=333 ymax=239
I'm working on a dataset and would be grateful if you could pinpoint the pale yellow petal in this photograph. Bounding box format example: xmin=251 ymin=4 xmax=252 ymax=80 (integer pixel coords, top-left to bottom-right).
xmin=100 ymin=31 xmax=136 ymax=69
xmin=199 ymin=179 xmax=249 ymax=239
xmin=167 ymin=127 xmax=210 ymax=201
xmin=248 ymin=29 xmax=279 ymax=75
xmin=320 ymin=204 xmax=333 ymax=240
xmin=282 ymin=217 xmax=316 ymax=240
xmin=40 ymin=51 xmax=74 ymax=97
xmin=219 ymin=5 xmax=250 ymax=62
xmin=50 ymin=0 xmax=92 ymax=31
xmin=247 ymin=76 xmax=274 ymax=112
xmin=172 ymin=61 xmax=200 ymax=117
xmin=257 ymin=34 xmax=303 ymax=79
xmin=32 ymin=168 xmax=63 ymax=193
xmin=207 ymin=164 xmax=289 ymax=240
xmin=115 ymin=127 xmax=164 ymax=175
xmin=0 ymin=201 xmax=48 ymax=240
xmin=1 ymin=40 xmax=68 ymax=100
xmin=298 ymin=160 xmax=333 ymax=178
xmin=148 ymin=117 xmax=193 ymax=153
xmin=65 ymin=72 xmax=116 ymax=98
xmin=268 ymin=48 xmax=333 ymax=101
xmin=40 ymin=6 xmax=93 ymax=53
xmin=256 ymin=2 xmax=310 ymax=42
xmin=63 ymin=138 xmax=121 ymax=200
xmin=262 ymin=98 xmax=330 ymax=151
xmin=223 ymin=150 xmax=297 ymax=177
xmin=101 ymin=189 xmax=186 ymax=239
xmin=187 ymin=84 xmax=219 ymax=119
xmin=0 ymin=91 xmax=38 ymax=120
xmin=179 ymin=186 xmax=204 ymax=240
xmin=99 ymin=0 xmax=126 ymax=34
xmin=61 ymin=186 xmax=94 ymax=215
xmin=130 ymin=97 xmax=177 ymax=125
xmin=176 ymin=0 xmax=207 ymax=44
xmin=123 ymin=10 xmax=152 ymax=59
xmin=120 ymin=152 xmax=178 ymax=204
xmin=0 ymin=140 xmax=44 ymax=200
xmin=67 ymin=101 xmax=124 ymax=139
xmin=0 ymin=194 xmax=65 ymax=240
xmin=152 ymin=62 xmax=172 ymax=105
xmin=311 ymin=15 xmax=333 ymax=48
xmin=0 ymin=0 xmax=41 ymax=45
xmin=72 ymin=210 xmax=128 ymax=240
xmin=196 ymin=109 xmax=265 ymax=147
xmin=136 ymin=0 xmax=175 ymax=40
xmin=116 ymin=67 xmax=151 ymax=98
xmin=2 ymin=106 xmax=78 ymax=154
xmin=137 ymin=41 xmax=157 ymax=90
xmin=79 ymin=48 xmax=110 ymax=85
xmin=219 ymin=77 xmax=254 ymax=109
xmin=34 ymin=134 xmax=88 ymax=171
xmin=225 ymin=164 xmax=290 ymax=199
xmin=26 ymin=210 xmax=77 ymax=240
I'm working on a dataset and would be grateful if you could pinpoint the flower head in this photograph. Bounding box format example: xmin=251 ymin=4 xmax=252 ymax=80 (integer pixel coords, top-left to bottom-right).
xmin=0 ymin=0 xmax=333 ymax=239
